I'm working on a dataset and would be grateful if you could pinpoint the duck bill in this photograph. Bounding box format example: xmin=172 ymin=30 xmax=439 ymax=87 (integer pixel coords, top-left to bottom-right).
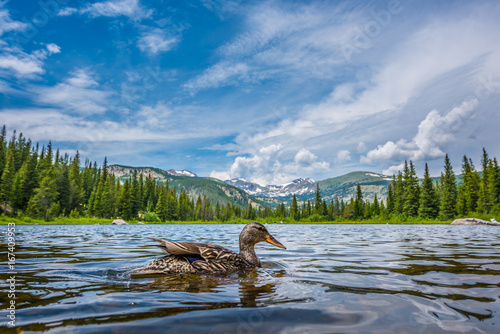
xmin=266 ymin=235 xmax=286 ymax=249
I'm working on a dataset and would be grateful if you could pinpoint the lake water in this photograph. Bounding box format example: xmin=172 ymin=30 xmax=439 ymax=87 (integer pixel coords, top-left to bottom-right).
xmin=2 ymin=224 xmax=500 ymax=333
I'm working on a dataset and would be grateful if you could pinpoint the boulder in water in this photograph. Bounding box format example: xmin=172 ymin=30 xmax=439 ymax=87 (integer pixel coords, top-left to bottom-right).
xmin=451 ymin=218 xmax=500 ymax=226
xmin=112 ymin=219 xmax=128 ymax=225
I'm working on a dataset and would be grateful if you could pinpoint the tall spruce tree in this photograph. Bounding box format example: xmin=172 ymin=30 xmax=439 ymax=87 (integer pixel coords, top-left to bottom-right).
xmin=490 ymin=158 xmax=500 ymax=209
xmin=394 ymin=172 xmax=404 ymax=214
xmin=130 ymin=169 xmax=140 ymax=218
xmin=457 ymin=155 xmax=480 ymax=215
xmin=372 ymin=193 xmax=380 ymax=216
xmin=314 ymin=183 xmax=321 ymax=214
xmin=478 ymin=148 xmax=491 ymax=213
xmin=353 ymin=184 xmax=364 ymax=219
xmin=291 ymin=194 xmax=299 ymax=221
xmin=28 ymin=167 xmax=59 ymax=221
xmin=403 ymin=160 xmax=420 ymax=217
xmin=439 ymin=154 xmax=457 ymax=220
xmin=118 ymin=179 xmax=132 ymax=220
xmin=0 ymin=151 xmax=15 ymax=206
xmin=419 ymin=163 xmax=439 ymax=219
xmin=155 ymin=185 xmax=168 ymax=221
xmin=487 ymin=158 xmax=500 ymax=209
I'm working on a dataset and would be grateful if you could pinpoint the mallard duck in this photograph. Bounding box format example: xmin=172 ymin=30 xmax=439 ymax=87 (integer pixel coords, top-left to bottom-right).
xmin=131 ymin=222 xmax=286 ymax=275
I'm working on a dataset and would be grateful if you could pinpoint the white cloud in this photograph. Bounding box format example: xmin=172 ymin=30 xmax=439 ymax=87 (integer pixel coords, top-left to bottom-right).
xmin=336 ymin=150 xmax=351 ymax=164
xmin=136 ymin=102 xmax=172 ymax=128
xmin=0 ymin=6 xmax=27 ymax=36
xmin=201 ymin=0 xmax=242 ymax=18
xmin=211 ymin=144 xmax=329 ymax=185
xmin=35 ymin=69 xmax=112 ymax=115
xmin=383 ymin=163 xmax=404 ymax=176
xmin=209 ymin=170 xmax=231 ymax=181
xmin=138 ymin=28 xmax=177 ymax=55
xmin=0 ymin=46 xmax=59 ymax=78
xmin=362 ymin=99 xmax=478 ymax=165
xmin=46 ymin=43 xmax=61 ymax=54
xmin=186 ymin=2 xmax=364 ymax=94
xmin=82 ymin=0 xmax=152 ymax=20
xmin=185 ymin=62 xmax=250 ymax=92
xmin=57 ymin=7 xmax=78 ymax=16
xmin=0 ymin=53 xmax=44 ymax=76
xmin=215 ymin=2 xmax=500 ymax=180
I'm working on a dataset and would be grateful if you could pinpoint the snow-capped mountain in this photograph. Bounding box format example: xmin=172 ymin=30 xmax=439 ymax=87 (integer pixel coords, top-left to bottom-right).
xmin=165 ymin=169 xmax=197 ymax=177
xmin=224 ymin=178 xmax=316 ymax=197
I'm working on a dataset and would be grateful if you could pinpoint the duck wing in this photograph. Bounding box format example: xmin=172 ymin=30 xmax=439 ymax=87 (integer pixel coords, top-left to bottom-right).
xmin=146 ymin=237 xmax=228 ymax=261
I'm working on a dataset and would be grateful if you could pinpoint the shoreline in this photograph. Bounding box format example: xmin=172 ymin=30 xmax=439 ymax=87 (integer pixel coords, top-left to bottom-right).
xmin=0 ymin=218 xmax=452 ymax=225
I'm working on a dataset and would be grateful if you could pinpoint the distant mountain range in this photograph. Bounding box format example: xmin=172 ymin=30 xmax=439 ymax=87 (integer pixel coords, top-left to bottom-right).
xmin=108 ymin=164 xmax=394 ymax=208
xmin=107 ymin=165 xmax=266 ymax=208
xmin=226 ymin=171 xmax=392 ymax=207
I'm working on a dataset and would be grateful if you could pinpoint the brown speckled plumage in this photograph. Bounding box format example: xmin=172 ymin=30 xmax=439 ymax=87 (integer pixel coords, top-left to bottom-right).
xmin=131 ymin=222 xmax=286 ymax=275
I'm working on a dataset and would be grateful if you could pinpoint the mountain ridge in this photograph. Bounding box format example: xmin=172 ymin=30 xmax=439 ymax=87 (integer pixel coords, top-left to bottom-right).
xmin=108 ymin=164 xmax=394 ymax=208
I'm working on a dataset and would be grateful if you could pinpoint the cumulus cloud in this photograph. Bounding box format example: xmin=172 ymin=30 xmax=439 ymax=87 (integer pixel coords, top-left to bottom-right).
xmin=138 ymin=28 xmax=177 ymax=55
xmin=213 ymin=2 xmax=500 ymax=180
xmin=362 ymin=99 xmax=478 ymax=165
xmin=383 ymin=163 xmax=405 ymax=176
xmin=336 ymin=150 xmax=351 ymax=163
xmin=211 ymin=145 xmax=329 ymax=185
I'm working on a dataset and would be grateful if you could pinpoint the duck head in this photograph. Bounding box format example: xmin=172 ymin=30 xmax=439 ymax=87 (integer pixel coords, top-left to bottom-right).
xmin=239 ymin=222 xmax=286 ymax=266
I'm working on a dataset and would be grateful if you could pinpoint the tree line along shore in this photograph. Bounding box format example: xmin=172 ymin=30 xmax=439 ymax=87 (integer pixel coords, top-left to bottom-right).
xmin=1 ymin=125 xmax=499 ymax=224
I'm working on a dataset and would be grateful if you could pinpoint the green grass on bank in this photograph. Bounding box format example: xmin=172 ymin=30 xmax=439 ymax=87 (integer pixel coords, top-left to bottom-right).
xmin=0 ymin=214 xmax=456 ymax=225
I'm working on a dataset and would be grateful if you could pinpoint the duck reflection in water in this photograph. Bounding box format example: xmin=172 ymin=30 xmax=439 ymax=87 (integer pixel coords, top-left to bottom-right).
xmin=137 ymin=268 xmax=286 ymax=308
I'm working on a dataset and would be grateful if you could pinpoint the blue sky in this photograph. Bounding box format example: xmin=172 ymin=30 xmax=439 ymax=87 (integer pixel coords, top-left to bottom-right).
xmin=1 ymin=0 xmax=499 ymax=185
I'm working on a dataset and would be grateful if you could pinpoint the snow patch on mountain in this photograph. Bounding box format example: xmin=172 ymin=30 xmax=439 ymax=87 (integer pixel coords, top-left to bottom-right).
xmin=225 ymin=178 xmax=316 ymax=197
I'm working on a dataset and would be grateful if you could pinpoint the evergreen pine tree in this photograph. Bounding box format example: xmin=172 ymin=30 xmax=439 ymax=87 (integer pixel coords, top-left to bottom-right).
xmin=372 ymin=193 xmax=380 ymax=216
xmin=0 ymin=151 xmax=15 ymax=206
xmin=490 ymin=158 xmax=500 ymax=209
xmin=334 ymin=197 xmax=340 ymax=218
xmin=11 ymin=172 xmax=23 ymax=214
xmin=487 ymin=158 xmax=500 ymax=210
xmin=291 ymin=194 xmax=299 ymax=221
xmin=28 ymin=167 xmax=59 ymax=221
xmin=68 ymin=151 xmax=84 ymax=212
xmin=419 ymin=163 xmax=439 ymax=219
xmin=386 ymin=183 xmax=394 ymax=214
xmin=247 ymin=202 xmax=255 ymax=220
xmin=403 ymin=160 xmax=420 ymax=217
xmin=57 ymin=166 xmax=71 ymax=215
xmin=439 ymin=154 xmax=457 ymax=220
xmin=478 ymin=148 xmax=491 ymax=213
xmin=353 ymin=184 xmax=364 ymax=219
xmin=130 ymin=169 xmax=140 ymax=218
xmin=118 ymin=179 xmax=132 ymax=220
xmin=314 ymin=183 xmax=321 ymax=214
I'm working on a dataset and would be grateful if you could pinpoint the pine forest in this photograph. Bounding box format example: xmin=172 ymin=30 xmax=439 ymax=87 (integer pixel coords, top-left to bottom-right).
xmin=1 ymin=126 xmax=499 ymax=223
